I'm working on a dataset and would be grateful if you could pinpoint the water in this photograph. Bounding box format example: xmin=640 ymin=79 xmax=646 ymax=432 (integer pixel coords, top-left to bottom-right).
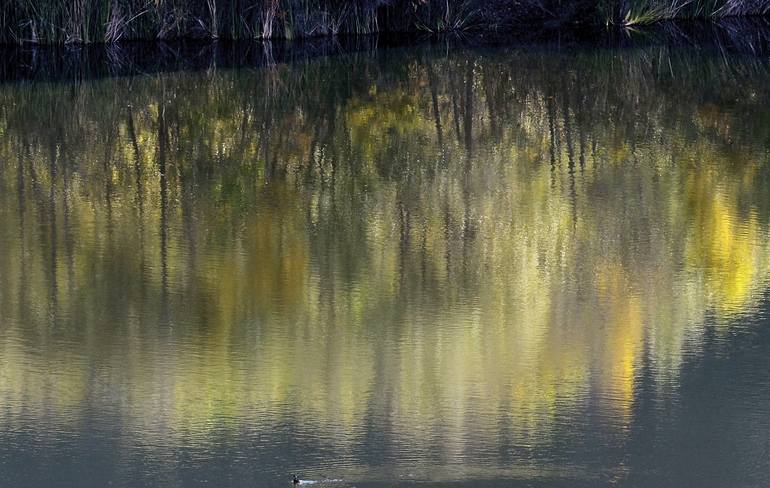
xmin=1 ymin=40 xmax=770 ymax=487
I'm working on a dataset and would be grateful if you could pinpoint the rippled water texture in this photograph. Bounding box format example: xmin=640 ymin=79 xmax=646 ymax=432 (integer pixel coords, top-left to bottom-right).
xmin=1 ymin=42 xmax=770 ymax=487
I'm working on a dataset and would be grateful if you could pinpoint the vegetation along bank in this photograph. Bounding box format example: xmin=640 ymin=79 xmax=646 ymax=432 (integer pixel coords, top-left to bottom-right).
xmin=2 ymin=0 xmax=770 ymax=44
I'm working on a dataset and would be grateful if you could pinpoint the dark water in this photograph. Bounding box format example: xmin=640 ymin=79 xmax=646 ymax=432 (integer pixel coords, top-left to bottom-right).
xmin=1 ymin=41 xmax=770 ymax=488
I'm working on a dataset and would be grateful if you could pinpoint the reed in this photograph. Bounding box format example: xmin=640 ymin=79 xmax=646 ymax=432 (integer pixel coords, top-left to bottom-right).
xmin=606 ymin=0 xmax=770 ymax=25
xmin=1 ymin=0 xmax=769 ymax=44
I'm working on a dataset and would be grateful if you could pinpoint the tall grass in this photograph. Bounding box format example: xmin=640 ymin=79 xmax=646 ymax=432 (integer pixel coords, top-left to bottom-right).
xmin=606 ymin=0 xmax=770 ymax=25
xmin=1 ymin=0 xmax=769 ymax=44
xmin=0 ymin=0 xmax=386 ymax=43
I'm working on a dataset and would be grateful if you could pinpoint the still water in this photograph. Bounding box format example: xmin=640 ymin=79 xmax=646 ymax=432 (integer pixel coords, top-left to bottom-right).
xmin=1 ymin=40 xmax=770 ymax=487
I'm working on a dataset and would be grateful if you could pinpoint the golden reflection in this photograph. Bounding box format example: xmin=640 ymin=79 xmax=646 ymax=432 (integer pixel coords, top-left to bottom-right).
xmin=1 ymin=46 xmax=770 ymax=460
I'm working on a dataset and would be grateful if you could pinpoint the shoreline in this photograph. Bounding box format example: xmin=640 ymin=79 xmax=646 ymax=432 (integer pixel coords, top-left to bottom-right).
xmin=2 ymin=0 xmax=770 ymax=45
xmin=2 ymin=18 xmax=770 ymax=82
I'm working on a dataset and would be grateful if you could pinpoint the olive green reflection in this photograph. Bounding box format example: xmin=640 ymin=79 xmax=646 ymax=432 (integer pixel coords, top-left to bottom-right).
xmin=1 ymin=45 xmax=770 ymax=462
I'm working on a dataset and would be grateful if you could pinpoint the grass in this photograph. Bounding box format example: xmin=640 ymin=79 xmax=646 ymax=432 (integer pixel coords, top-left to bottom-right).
xmin=1 ymin=0 xmax=769 ymax=44
xmin=607 ymin=0 xmax=770 ymax=26
xmin=413 ymin=0 xmax=481 ymax=33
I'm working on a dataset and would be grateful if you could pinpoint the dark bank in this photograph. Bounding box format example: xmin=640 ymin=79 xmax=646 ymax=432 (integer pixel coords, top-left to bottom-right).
xmin=2 ymin=0 xmax=770 ymax=44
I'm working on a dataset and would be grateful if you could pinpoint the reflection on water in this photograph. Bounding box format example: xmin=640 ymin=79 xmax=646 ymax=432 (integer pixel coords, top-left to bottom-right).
xmin=1 ymin=43 xmax=770 ymax=487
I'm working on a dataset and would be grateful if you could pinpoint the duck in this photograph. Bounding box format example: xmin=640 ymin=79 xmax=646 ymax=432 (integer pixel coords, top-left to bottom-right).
xmin=292 ymin=474 xmax=300 ymax=485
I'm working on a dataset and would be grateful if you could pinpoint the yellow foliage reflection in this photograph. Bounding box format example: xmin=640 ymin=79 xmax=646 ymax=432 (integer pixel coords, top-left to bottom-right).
xmin=1 ymin=46 xmax=769 ymax=462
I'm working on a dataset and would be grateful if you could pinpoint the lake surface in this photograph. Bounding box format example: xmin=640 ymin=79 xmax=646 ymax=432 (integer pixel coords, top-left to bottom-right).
xmin=1 ymin=39 xmax=770 ymax=487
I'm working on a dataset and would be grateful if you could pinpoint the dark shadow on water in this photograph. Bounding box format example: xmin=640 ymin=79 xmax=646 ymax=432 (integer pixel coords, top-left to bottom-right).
xmin=2 ymin=18 xmax=770 ymax=83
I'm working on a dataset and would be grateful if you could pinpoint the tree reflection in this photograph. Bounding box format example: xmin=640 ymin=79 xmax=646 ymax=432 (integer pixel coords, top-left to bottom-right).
xmin=1 ymin=44 xmax=770 ymax=462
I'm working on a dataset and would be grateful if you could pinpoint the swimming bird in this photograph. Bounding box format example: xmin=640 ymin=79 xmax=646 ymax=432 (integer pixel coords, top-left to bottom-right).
xmin=292 ymin=475 xmax=300 ymax=485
